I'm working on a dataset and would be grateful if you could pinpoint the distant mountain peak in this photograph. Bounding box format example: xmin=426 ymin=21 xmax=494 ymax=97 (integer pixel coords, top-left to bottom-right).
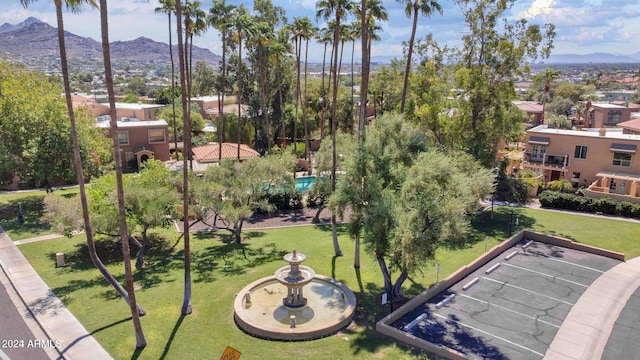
xmin=23 ymin=17 xmax=43 ymax=26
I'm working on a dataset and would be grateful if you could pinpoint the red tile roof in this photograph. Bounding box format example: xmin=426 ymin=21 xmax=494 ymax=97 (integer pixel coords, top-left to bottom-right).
xmin=617 ymin=118 xmax=640 ymax=132
xmin=192 ymin=143 xmax=259 ymax=162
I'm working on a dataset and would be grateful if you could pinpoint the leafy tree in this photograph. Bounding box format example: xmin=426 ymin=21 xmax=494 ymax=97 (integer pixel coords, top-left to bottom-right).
xmin=126 ymin=76 xmax=148 ymax=96
xmin=98 ymin=0 xmax=147 ymax=346
xmin=192 ymin=60 xmax=216 ymax=97
xmin=546 ymin=114 xmax=572 ymax=129
xmin=121 ymin=92 xmax=140 ymax=103
xmin=88 ymin=161 xmax=178 ymax=269
xmin=369 ymin=60 xmax=404 ymax=116
xmin=452 ymin=0 xmax=555 ymax=167
xmin=194 ymin=153 xmax=296 ymax=243
xmin=330 ymin=114 xmax=493 ymax=299
xmin=157 ymin=102 xmax=205 ymax=136
xmin=546 ymin=97 xmax=574 ymax=117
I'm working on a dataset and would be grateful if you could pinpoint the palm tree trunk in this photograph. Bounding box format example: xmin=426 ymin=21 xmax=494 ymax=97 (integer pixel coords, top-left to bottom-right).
xmin=330 ymin=15 xmax=343 ymax=257
xmin=98 ymin=0 xmax=147 ymax=348
xmin=219 ymin=33 xmax=227 ymax=162
xmin=174 ymin=0 xmax=193 ymax=316
xmin=303 ymin=37 xmax=312 ymax=175
xmin=56 ymin=0 xmax=143 ymax=320
xmin=237 ymin=38 xmax=243 ymax=161
xmin=168 ymin=13 xmax=179 ymax=161
xmin=320 ymin=42 xmax=328 ymax=139
xmin=350 ymin=39 xmax=355 ymax=134
xmin=294 ymin=35 xmax=301 ymax=159
xmin=359 ymin=1 xmax=368 ymax=140
xmin=276 ymin=54 xmax=286 ymax=145
xmin=400 ymin=8 xmax=419 ymax=113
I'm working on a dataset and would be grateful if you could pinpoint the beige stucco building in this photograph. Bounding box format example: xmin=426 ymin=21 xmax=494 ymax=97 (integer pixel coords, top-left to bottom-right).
xmin=523 ymin=125 xmax=640 ymax=203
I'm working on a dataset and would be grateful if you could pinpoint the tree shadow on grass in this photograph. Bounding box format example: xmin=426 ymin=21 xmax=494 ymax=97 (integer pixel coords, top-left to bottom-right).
xmin=192 ymin=242 xmax=286 ymax=283
xmin=158 ymin=314 xmax=186 ymax=360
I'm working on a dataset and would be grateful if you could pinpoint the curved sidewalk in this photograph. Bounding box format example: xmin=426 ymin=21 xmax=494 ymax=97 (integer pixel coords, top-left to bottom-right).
xmin=545 ymin=256 xmax=640 ymax=360
xmin=0 ymin=227 xmax=113 ymax=360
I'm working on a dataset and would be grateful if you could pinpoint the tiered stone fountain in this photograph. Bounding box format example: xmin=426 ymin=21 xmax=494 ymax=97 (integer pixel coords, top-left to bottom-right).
xmin=234 ymin=250 xmax=356 ymax=340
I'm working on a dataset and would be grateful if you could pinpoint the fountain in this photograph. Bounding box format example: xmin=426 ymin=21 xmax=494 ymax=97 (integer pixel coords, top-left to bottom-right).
xmin=234 ymin=250 xmax=356 ymax=341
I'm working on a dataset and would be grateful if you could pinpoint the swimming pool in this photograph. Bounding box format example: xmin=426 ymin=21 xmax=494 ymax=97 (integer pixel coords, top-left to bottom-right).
xmin=295 ymin=176 xmax=316 ymax=193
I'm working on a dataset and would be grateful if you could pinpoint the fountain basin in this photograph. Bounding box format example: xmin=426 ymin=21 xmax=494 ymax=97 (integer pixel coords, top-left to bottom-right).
xmin=234 ymin=275 xmax=356 ymax=341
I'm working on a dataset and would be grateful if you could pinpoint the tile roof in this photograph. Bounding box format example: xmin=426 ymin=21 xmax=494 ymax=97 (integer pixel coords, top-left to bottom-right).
xmin=192 ymin=143 xmax=259 ymax=162
xmin=618 ymin=118 xmax=640 ymax=132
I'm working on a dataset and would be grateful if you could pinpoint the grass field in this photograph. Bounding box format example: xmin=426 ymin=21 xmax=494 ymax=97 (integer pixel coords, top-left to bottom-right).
xmin=6 ymin=189 xmax=640 ymax=360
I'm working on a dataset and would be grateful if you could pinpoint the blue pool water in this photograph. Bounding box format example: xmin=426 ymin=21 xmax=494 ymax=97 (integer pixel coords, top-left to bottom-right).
xmin=295 ymin=176 xmax=316 ymax=193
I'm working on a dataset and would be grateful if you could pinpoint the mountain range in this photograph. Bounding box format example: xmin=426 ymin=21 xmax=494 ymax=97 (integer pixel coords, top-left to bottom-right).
xmin=0 ymin=17 xmax=220 ymax=65
xmin=1 ymin=17 xmax=639 ymax=66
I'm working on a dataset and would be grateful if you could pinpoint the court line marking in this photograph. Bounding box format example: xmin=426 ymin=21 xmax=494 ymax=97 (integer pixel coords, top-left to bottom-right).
xmin=546 ymin=257 xmax=605 ymax=273
xmin=432 ymin=312 xmax=545 ymax=357
xmin=481 ymin=276 xmax=574 ymax=306
xmin=459 ymin=293 xmax=560 ymax=328
xmin=0 ymin=349 xmax=9 ymax=360
xmin=501 ymin=262 xmax=589 ymax=288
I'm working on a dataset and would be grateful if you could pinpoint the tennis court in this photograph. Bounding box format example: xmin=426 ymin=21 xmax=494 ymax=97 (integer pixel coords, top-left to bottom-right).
xmin=382 ymin=235 xmax=622 ymax=359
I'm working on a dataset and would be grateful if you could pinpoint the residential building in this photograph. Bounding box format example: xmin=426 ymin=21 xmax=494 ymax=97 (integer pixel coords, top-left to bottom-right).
xmin=72 ymin=95 xmax=164 ymax=121
xmin=522 ymin=125 xmax=640 ymax=203
xmin=514 ymin=101 xmax=544 ymax=126
xmin=96 ymin=120 xmax=170 ymax=171
xmin=168 ymin=143 xmax=260 ymax=173
xmin=586 ymin=103 xmax=640 ymax=128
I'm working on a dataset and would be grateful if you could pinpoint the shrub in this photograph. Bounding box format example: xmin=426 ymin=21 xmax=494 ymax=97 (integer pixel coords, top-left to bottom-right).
xmin=255 ymin=188 xmax=302 ymax=213
xmin=593 ymin=197 xmax=618 ymax=215
xmin=546 ymin=179 xmax=574 ymax=193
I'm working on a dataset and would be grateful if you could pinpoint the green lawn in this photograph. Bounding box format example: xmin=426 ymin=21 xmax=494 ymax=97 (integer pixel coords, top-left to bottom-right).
xmin=12 ymin=204 xmax=640 ymax=360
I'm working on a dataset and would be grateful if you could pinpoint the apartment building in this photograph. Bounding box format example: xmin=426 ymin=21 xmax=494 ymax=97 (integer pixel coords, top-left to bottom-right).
xmin=96 ymin=120 xmax=170 ymax=171
xmin=523 ymin=125 xmax=640 ymax=203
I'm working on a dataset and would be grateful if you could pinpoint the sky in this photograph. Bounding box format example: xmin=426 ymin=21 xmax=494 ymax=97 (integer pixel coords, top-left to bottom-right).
xmin=4 ymin=0 xmax=640 ymax=63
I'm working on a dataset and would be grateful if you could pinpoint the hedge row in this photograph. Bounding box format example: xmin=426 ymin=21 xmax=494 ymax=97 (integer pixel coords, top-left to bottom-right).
xmin=538 ymin=190 xmax=640 ymax=219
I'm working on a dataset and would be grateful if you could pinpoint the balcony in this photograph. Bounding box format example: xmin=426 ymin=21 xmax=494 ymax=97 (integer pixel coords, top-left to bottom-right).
xmin=523 ymin=153 xmax=569 ymax=169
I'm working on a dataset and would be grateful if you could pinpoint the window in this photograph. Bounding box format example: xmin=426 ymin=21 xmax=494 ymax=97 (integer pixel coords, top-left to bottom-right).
xmin=572 ymin=172 xmax=581 ymax=179
xmin=125 ymin=152 xmax=135 ymax=169
xmin=609 ymin=179 xmax=616 ymax=192
xmin=612 ymin=152 xmax=632 ymax=167
xmin=608 ymin=110 xmax=614 ymax=122
xmin=574 ymin=145 xmax=588 ymax=159
xmin=117 ymin=131 xmax=129 ymax=145
xmin=148 ymin=129 xmax=166 ymax=144
xmin=614 ymin=111 xmax=621 ymax=123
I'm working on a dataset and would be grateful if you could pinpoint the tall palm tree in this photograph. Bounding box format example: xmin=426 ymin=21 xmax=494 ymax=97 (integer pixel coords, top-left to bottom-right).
xmin=209 ymin=0 xmax=236 ymax=161
xmin=397 ymin=0 xmax=442 ymax=113
xmin=20 ymin=0 xmax=147 ymax=322
xmin=316 ymin=27 xmax=333 ymax=139
xmin=230 ymin=10 xmax=256 ymax=160
xmin=317 ymin=0 xmax=356 ymax=257
xmin=154 ymin=0 xmax=178 ymax=159
xmin=356 ymin=0 xmax=387 ymax=136
xmin=270 ymin=27 xmax=292 ymax=145
xmin=292 ymin=17 xmax=315 ymax=165
xmin=174 ymin=0 xmax=194 ymax=316
xmin=98 ymin=0 xmax=147 ymax=347
xmin=248 ymin=21 xmax=273 ymax=152
xmin=347 ymin=21 xmax=360 ymax=129
xmin=538 ymin=67 xmax=560 ymax=123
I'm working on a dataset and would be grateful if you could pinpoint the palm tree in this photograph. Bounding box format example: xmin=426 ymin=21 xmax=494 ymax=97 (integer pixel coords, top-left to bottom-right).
xmin=20 ymin=0 xmax=148 ymax=324
xmin=230 ymin=9 xmax=256 ymax=160
xmin=174 ymin=0 xmax=194 ymax=317
xmin=98 ymin=0 xmax=147 ymax=347
xmin=316 ymin=27 xmax=333 ymax=140
xmin=397 ymin=0 xmax=442 ymax=113
xmin=346 ymin=21 xmax=360 ymax=128
xmin=209 ymin=0 xmax=236 ymax=161
xmin=356 ymin=0 xmax=387 ymax=136
xmin=292 ymin=17 xmax=315 ymax=167
xmin=538 ymin=67 xmax=560 ymax=123
xmin=154 ymin=0 xmax=179 ymax=159
xmin=317 ymin=0 xmax=356 ymax=257
xmin=248 ymin=21 xmax=273 ymax=152
xmin=270 ymin=27 xmax=292 ymax=145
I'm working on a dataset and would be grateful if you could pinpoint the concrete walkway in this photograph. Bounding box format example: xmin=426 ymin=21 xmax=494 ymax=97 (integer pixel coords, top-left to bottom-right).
xmin=0 ymin=227 xmax=112 ymax=360
xmin=545 ymin=256 xmax=640 ymax=360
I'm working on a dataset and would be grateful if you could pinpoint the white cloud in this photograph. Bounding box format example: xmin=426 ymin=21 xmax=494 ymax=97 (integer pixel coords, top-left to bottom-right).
xmin=519 ymin=0 xmax=555 ymax=19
